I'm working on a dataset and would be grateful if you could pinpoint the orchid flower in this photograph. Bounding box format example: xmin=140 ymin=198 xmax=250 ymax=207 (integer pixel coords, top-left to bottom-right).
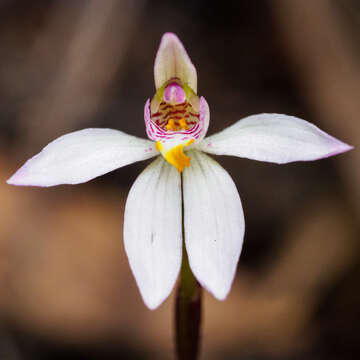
xmin=7 ymin=33 xmax=352 ymax=310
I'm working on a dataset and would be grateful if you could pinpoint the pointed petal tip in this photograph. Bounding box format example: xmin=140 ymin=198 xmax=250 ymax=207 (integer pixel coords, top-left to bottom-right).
xmin=194 ymin=274 xmax=231 ymax=301
xmin=142 ymin=292 xmax=168 ymax=310
xmin=135 ymin=269 xmax=179 ymax=310
xmin=6 ymin=168 xmax=29 ymax=186
xmin=6 ymin=175 xmax=15 ymax=185
xmin=188 ymin=257 xmax=235 ymax=301
xmin=6 ymin=176 xmax=21 ymax=186
xmin=132 ymin=261 xmax=176 ymax=311
xmin=6 ymin=171 xmax=49 ymax=187
xmin=6 ymin=163 xmax=58 ymax=187
xmin=128 ymin=255 xmax=179 ymax=310
xmin=143 ymin=297 xmax=161 ymax=311
xmin=212 ymin=289 xmax=229 ymax=302
xmin=336 ymin=142 xmax=354 ymax=154
xmin=159 ymin=33 xmax=187 ymax=51
xmin=161 ymin=32 xmax=181 ymax=42
xmin=316 ymin=138 xmax=354 ymax=160
xmin=156 ymin=32 xmax=186 ymax=61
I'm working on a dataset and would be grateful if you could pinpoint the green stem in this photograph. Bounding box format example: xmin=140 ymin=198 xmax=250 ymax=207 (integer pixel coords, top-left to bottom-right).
xmin=175 ymin=174 xmax=202 ymax=360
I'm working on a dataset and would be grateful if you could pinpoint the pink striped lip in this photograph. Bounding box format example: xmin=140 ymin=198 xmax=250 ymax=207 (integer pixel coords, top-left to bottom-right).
xmin=144 ymin=96 xmax=209 ymax=144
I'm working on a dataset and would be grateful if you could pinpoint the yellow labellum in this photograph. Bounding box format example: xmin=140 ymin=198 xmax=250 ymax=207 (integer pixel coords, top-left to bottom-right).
xmin=165 ymin=118 xmax=189 ymax=132
xmin=155 ymin=139 xmax=194 ymax=172
xmin=166 ymin=119 xmax=176 ymax=131
xmin=179 ymin=118 xmax=188 ymax=130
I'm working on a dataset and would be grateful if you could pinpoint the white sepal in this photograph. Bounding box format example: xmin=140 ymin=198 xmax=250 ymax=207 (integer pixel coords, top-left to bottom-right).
xmin=198 ymin=114 xmax=353 ymax=164
xmin=154 ymin=33 xmax=197 ymax=93
xmin=183 ymin=151 xmax=245 ymax=300
xmin=124 ymin=157 xmax=182 ymax=310
xmin=7 ymin=128 xmax=157 ymax=187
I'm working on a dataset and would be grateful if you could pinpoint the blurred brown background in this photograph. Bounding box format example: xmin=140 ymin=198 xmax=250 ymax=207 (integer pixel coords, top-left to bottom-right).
xmin=1 ymin=1 xmax=359 ymax=359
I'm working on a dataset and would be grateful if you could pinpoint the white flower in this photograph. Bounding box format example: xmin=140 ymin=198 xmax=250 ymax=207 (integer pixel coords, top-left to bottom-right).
xmin=7 ymin=33 xmax=352 ymax=310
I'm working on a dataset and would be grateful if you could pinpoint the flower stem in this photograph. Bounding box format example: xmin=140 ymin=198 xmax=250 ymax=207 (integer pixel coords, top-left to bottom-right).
xmin=175 ymin=174 xmax=202 ymax=360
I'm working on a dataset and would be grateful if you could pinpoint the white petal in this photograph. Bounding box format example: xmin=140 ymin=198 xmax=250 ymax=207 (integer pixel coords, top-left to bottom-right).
xmin=198 ymin=114 xmax=353 ymax=164
xmin=7 ymin=128 xmax=157 ymax=187
xmin=183 ymin=151 xmax=244 ymax=300
xmin=154 ymin=33 xmax=197 ymax=93
xmin=124 ymin=157 xmax=182 ymax=309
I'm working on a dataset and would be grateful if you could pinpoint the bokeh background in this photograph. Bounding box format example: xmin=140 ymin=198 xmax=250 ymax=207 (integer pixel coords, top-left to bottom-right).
xmin=1 ymin=1 xmax=359 ymax=359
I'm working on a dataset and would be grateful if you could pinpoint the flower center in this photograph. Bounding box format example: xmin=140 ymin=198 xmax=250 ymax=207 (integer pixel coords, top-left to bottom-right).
xmin=147 ymin=79 xmax=203 ymax=173
xmin=152 ymin=101 xmax=199 ymax=132
xmin=150 ymin=79 xmax=200 ymax=133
